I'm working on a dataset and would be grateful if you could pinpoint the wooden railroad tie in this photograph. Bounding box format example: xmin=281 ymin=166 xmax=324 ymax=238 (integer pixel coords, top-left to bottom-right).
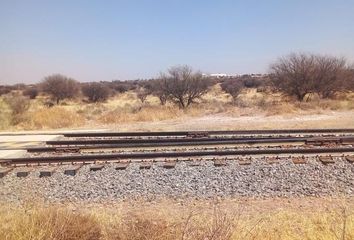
xmin=64 ymin=164 xmax=83 ymax=176
xmin=163 ymin=161 xmax=176 ymax=169
xmin=115 ymin=162 xmax=130 ymax=170
xmin=189 ymin=161 xmax=202 ymax=167
xmin=39 ymin=167 xmax=56 ymax=177
xmin=140 ymin=162 xmax=152 ymax=169
xmin=214 ymin=159 xmax=227 ymax=167
xmin=266 ymin=157 xmax=279 ymax=164
xmin=90 ymin=164 xmax=104 ymax=171
xmin=0 ymin=167 xmax=13 ymax=178
xmin=345 ymin=156 xmax=354 ymax=163
xmin=319 ymin=156 xmax=335 ymax=164
xmin=238 ymin=160 xmax=251 ymax=165
xmin=16 ymin=169 xmax=31 ymax=177
xmin=292 ymin=157 xmax=307 ymax=164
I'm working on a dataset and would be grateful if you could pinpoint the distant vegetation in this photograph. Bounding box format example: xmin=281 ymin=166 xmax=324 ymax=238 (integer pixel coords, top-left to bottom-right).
xmin=0 ymin=53 xmax=353 ymax=130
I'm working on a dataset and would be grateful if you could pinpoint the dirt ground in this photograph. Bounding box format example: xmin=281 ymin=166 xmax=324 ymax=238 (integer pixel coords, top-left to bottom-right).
xmin=104 ymin=110 xmax=354 ymax=131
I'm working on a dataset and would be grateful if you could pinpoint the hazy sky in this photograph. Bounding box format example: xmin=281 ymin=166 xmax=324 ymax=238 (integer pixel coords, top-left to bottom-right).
xmin=1 ymin=0 xmax=354 ymax=84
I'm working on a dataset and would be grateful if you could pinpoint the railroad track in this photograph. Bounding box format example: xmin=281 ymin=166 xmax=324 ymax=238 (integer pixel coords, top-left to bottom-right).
xmin=0 ymin=129 xmax=354 ymax=178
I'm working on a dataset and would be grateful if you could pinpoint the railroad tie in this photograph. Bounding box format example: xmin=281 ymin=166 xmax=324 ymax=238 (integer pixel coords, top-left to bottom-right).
xmin=163 ymin=161 xmax=176 ymax=169
xmin=266 ymin=157 xmax=279 ymax=164
xmin=345 ymin=156 xmax=354 ymax=163
xmin=189 ymin=161 xmax=201 ymax=167
xmin=292 ymin=157 xmax=307 ymax=164
xmin=214 ymin=159 xmax=227 ymax=167
xmin=238 ymin=160 xmax=252 ymax=165
xmin=16 ymin=169 xmax=31 ymax=177
xmin=64 ymin=164 xmax=83 ymax=176
xmin=319 ymin=156 xmax=335 ymax=164
xmin=115 ymin=162 xmax=129 ymax=170
xmin=90 ymin=164 xmax=104 ymax=171
xmin=0 ymin=167 xmax=13 ymax=178
xmin=140 ymin=162 xmax=152 ymax=169
xmin=39 ymin=167 xmax=56 ymax=177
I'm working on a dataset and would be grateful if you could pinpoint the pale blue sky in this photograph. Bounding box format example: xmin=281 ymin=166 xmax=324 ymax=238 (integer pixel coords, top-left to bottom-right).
xmin=1 ymin=0 xmax=353 ymax=84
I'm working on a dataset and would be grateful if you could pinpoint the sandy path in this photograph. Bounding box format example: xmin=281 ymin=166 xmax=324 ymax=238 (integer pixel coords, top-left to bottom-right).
xmin=108 ymin=110 xmax=354 ymax=131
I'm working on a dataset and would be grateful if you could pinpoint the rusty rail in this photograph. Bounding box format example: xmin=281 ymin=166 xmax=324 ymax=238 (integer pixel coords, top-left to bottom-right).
xmin=3 ymin=146 xmax=354 ymax=165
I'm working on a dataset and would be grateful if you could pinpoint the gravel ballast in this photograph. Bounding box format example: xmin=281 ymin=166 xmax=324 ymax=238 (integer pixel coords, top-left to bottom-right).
xmin=0 ymin=157 xmax=353 ymax=203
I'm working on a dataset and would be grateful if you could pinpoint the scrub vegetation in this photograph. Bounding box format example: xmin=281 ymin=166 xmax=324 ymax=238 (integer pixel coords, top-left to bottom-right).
xmin=0 ymin=198 xmax=353 ymax=240
xmin=1 ymin=53 xmax=354 ymax=130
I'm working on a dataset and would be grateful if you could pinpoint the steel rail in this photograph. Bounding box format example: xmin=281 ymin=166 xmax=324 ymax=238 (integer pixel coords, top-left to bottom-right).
xmin=62 ymin=128 xmax=354 ymax=137
xmin=30 ymin=137 xmax=310 ymax=152
xmin=4 ymin=147 xmax=354 ymax=164
xmin=46 ymin=136 xmax=354 ymax=146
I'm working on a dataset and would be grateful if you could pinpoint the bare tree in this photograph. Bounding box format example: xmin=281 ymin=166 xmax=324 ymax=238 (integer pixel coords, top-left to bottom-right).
xmin=82 ymin=82 xmax=110 ymax=103
xmin=270 ymin=53 xmax=351 ymax=101
xmin=313 ymin=56 xmax=348 ymax=98
xmin=348 ymin=68 xmax=354 ymax=91
xmin=159 ymin=65 xmax=213 ymax=108
xmin=136 ymin=87 xmax=149 ymax=103
xmin=41 ymin=74 xmax=80 ymax=104
xmin=220 ymin=79 xmax=244 ymax=101
xmin=270 ymin=53 xmax=318 ymax=101
xmin=149 ymin=79 xmax=168 ymax=105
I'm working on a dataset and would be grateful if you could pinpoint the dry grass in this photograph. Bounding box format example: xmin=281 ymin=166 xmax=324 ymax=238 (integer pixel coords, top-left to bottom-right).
xmin=0 ymin=98 xmax=12 ymax=130
xmin=0 ymin=198 xmax=353 ymax=240
xmin=22 ymin=106 xmax=85 ymax=129
xmin=0 ymin=207 xmax=101 ymax=240
xmin=1 ymin=89 xmax=354 ymax=131
xmin=98 ymin=105 xmax=184 ymax=124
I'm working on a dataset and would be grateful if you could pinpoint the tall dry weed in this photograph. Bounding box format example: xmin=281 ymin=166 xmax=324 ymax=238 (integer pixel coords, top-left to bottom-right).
xmin=0 ymin=199 xmax=353 ymax=240
xmin=0 ymin=207 xmax=101 ymax=240
xmin=24 ymin=106 xmax=85 ymax=129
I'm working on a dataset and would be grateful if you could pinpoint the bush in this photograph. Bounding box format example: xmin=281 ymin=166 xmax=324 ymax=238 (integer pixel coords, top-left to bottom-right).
xmin=41 ymin=74 xmax=80 ymax=104
xmin=270 ymin=53 xmax=350 ymax=101
xmin=159 ymin=65 xmax=213 ymax=108
xmin=220 ymin=79 xmax=244 ymax=101
xmin=109 ymin=80 xmax=137 ymax=94
xmin=243 ymin=77 xmax=262 ymax=88
xmin=82 ymin=82 xmax=110 ymax=102
xmin=0 ymin=85 xmax=12 ymax=96
xmin=135 ymin=87 xmax=149 ymax=103
xmin=3 ymin=94 xmax=30 ymax=125
xmin=23 ymin=87 xmax=39 ymax=99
